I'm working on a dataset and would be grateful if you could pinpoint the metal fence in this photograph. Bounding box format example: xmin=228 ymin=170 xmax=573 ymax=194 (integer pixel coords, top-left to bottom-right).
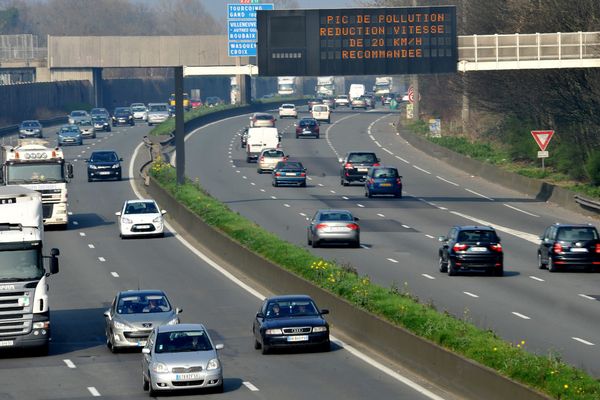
xmin=0 ymin=34 xmax=46 ymax=61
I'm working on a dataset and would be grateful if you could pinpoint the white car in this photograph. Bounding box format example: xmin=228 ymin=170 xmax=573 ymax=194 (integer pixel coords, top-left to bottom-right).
xmin=278 ymin=104 xmax=298 ymax=119
xmin=130 ymin=103 xmax=148 ymax=121
xmin=334 ymin=95 xmax=350 ymax=107
xmin=116 ymin=199 xmax=166 ymax=238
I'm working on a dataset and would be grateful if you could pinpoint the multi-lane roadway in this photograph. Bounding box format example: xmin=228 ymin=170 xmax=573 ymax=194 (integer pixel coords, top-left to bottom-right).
xmin=184 ymin=105 xmax=600 ymax=377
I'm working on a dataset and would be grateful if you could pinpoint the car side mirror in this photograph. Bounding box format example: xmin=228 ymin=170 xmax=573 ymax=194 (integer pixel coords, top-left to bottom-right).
xmin=103 ymin=310 xmax=111 ymax=319
xmin=176 ymin=307 xmax=183 ymax=314
xmin=376 ymin=158 xmax=381 ymax=162
xmin=115 ymin=211 xmax=121 ymax=216
xmin=256 ymin=312 xmax=264 ymax=319
xmin=354 ymin=217 xmax=360 ymax=222
xmin=142 ymin=348 xmax=150 ymax=354
xmin=51 ymin=248 xmax=60 ymax=256
xmin=119 ymin=158 xmax=123 ymax=162
xmin=320 ymin=309 xmax=329 ymax=315
xmin=438 ymin=236 xmax=447 ymax=242
xmin=538 ymin=235 xmax=544 ymax=241
xmin=161 ymin=210 xmax=167 ymax=215
xmin=215 ymin=344 xmax=224 ymax=350
xmin=497 ymin=236 xmax=501 ymax=243
xmin=49 ymin=250 xmax=59 ymax=274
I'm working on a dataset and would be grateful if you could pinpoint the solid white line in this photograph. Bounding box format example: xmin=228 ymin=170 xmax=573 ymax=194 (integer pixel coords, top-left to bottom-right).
xmin=511 ymin=312 xmax=531 ymax=320
xmin=88 ymin=244 xmax=95 ymax=249
xmin=79 ymin=232 xmax=86 ymax=237
xmin=413 ymin=165 xmax=431 ymax=174
xmin=357 ymin=203 xmax=365 ymax=208
xmin=503 ymin=204 xmax=539 ymax=217
xmin=529 ymin=276 xmax=545 ymax=282
xmin=465 ymin=188 xmax=494 ymax=200
xmin=463 ymin=291 xmax=479 ymax=298
xmin=436 ymin=176 xmax=459 ymax=186
xmin=395 ymin=155 xmax=410 ymax=164
xmin=572 ymin=337 xmax=595 ymax=346
xmin=243 ymin=381 xmax=260 ymax=392
xmin=387 ymin=258 xmax=399 ymax=263
xmin=72 ymin=221 xmax=79 ymax=225
xmin=382 ymin=147 xmax=394 ymax=155
xmin=98 ymin=257 xmax=106 ymax=262
xmin=421 ymin=274 xmax=435 ymax=280
xmin=111 ymin=272 xmax=119 ymax=278
xmin=578 ymin=294 xmax=595 ymax=300
xmin=373 ymin=140 xmax=382 ymax=147
xmin=368 ymin=134 xmax=374 ymax=139
xmin=377 ymin=213 xmax=385 ymax=218
xmin=449 ymin=211 xmax=539 ymax=244
xmin=284 ymin=204 xmax=291 ymax=208
xmin=63 ymin=359 xmax=76 ymax=368
xmin=87 ymin=387 xmax=101 ymax=397
xmin=425 ymin=234 xmax=435 ymax=239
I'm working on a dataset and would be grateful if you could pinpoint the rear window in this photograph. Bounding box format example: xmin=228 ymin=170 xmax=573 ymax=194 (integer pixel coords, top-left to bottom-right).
xmin=373 ymin=168 xmax=398 ymax=178
xmin=348 ymin=153 xmax=377 ymax=163
xmin=320 ymin=212 xmax=353 ymax=222
xmin=557 ymin=227 xmax=598 ymax=241
xmin=277 ymin=162 xmax=303 ymax=169
xmin=313 ymin=105 xmax=327 ymax=112
xmin=263 ymin=150 xmax=285 ymax=158
xmin=457 ymin=230 xmax=499 ymax=243
xmin=255 ymin=114 xmax=273 ymax=120
xmin=281 ymin=104 xmax=294 ymax=109
xmin=300 ymin=120 xmax=317 ymax=127
xmin=149 ymin=104 xmax=167 ymax=112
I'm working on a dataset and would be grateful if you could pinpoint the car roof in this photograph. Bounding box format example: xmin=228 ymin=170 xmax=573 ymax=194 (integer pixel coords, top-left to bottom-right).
xmin=118 ymin=289 xmax=166 ymax=298
xmin=91 ymin=150 xmax=118 ymax=154
xmin=318 ymin=209 xmax=352 ymax=214
xmin=157 ymin=323 xmax=206 ymax=333
xmin=454 ymin=225 xmax=496 ymax=231
xmin=21 ymin=120 xmax=40 ymax=124
xmin=552 ymin=223 xmax=596 ymax=228
xmin=125 ymin=199 xmax=156 ymax=204
xmin=266 ymin=294 xmax=315 ymax=302
xmin=281 ymin=103 xmax=295 ymax=107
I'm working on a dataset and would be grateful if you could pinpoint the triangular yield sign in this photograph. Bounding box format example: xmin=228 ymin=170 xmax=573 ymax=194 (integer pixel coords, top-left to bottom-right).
xmin=531 ymin=130 xmax=554 ymax=151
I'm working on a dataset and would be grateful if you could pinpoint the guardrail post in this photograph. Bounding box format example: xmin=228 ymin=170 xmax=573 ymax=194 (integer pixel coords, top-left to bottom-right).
xmin=174 ymin=66 xmax=185 ymax=185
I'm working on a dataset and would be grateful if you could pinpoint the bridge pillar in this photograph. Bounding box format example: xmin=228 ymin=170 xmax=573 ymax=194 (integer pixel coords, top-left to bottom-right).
xmin=92 ymin=68 xmax=103 ymax=107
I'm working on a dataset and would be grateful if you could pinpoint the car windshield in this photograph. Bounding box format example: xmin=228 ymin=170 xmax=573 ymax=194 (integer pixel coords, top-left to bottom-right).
xmin=373 ymin=168 xmax=398 ymax=178
xmin=90 ymin=152 xmax=118 ymax=162
xmin=557 ymin=227 xmax=599 ymax=241
xmin=114 ymin=108 xmax=129 ymax=113
xmin=116 ymin=294 xmax=171 ymax=314
xmin=124 ymin=201 xmax=159 ymax=214
xmin=263 ymin=150 xmax=285 ymax=158
xmin=265 ymin=299 xmax=319 ymax=318
xmin=92 ymin=116 xmax=106 ymax=122
xmin=155 ymin=330 xmax=212 ymax=353
xmin=348 ymin=153 xmax=377 ymax=163
xmin=132 ymin=106 xmax=145 ymax=111
xmin=78 ymin=121 xmax=92 ymax=127
xmin=338 ymin=95 xmax=348 ymax=99
xmin=21 ymin=121 xmax=40 ymax=128
xmin=60 ymin=127 xmax=79 ymax=134
xmin=457 ymin=230 xmax=499 ymax=243
xmin=90 ymin=108 xmax=106 ymax=115
xmin=71 ymin=111 xmax=86 ymax=116
xmin=277 ymin=162 xmax=303 ymax=169
xmin=149 ymin=105 xmax=168 ymax=112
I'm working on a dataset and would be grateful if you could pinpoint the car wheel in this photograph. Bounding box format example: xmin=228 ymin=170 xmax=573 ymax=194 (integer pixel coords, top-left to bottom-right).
xmin=254 ymin=338 xmax=261 ymax=349
xmin=148 ymin=123 xmax=152 ymax=126
xmin=548 ymin=257 xmax=558 ymax=273
xmin=447 ymin=260 xmax=457 ymax=276
xmin=273 ymin=181 xmax=278 ymax=187
xmin=494 ymin=266 xmax=504 ymax=277
xmin=312 ymin=238 xmax=319 ymax=248
xmin=316 ymin=135 xmax=320 ymax=139
xmin=367 ymin=190 xmax=372 ymax=198
xmin=142 ymin=374 xmax=149 ymax=391
xmin=537 ymin=253 xmax=546 ymax=269
xmin=213 ymin=381 xmax=224 ymax=393
xmin=257 ymin=169 xmax=262 ymax=174
xmin=320 ymin=340 xmax=331 ymax=352
xmin=307 ymin=235 xmax=312 ymax=245
xmin=261 ymin=343 xmax=270 ymax=355
xmin=296 ymin=135 xmax=299 ymax=139
xmin=148 ymin=375 xmax=156 ymax=397
xmin=352 ymin=240 xmax=360 ymax=248
xmin=300 ymin=181 xmax=306 ymax=187
xmin=341 ymin=179 xmax=348 ymax=186
xmin=87 ymin=178 xmax=92 ymax=182
xmin=109 ymin=341 xmax=118 ymax=353
xmin=438 ymin=256 xmax=448 ymax=273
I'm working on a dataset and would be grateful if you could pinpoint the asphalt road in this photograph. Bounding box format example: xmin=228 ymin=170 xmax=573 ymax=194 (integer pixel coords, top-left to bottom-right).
xmin=0 ymin=119 xmax=452 ymax=399
xmin=184 ymin=104 xmax=600 ymax=377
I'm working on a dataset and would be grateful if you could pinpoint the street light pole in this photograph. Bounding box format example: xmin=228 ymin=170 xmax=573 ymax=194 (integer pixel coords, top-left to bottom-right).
xmin=174 ymin=66 xmax=185 ymax=185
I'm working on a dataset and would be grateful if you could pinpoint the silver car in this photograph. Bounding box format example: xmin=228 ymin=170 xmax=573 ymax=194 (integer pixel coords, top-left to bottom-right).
xmin=68 ymin=110 xmax=90 ymax=124
xmin=104 ymin=290 xmax=181 ymax=353
xmin=19 ymin=120 xmax=43 ymax=138
xmin=142 ymin=324 xmax=224 ymax=395
xmin=257 ymin=148 xmax=286 ymax=173
xmin=77 ymin=120 xmax=96 ymax=138
xmin=307 ymin=209 xmax=360 ymax=248
xmin=147 ymin=103 xmax=170 ymax=126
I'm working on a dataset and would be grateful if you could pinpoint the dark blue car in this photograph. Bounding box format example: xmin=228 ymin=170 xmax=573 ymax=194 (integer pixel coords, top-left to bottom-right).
xmin=272 ymin=161 xmax=307 ymax=187
xmin=86 ymin=150 xmax=122 ymax=182
xmin=365 ymin=166 xmax=402 ymax=198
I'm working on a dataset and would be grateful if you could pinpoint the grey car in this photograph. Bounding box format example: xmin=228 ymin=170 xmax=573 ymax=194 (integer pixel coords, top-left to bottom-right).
xmin=142 ymin=324 xmax=224 ymax=395
xmin=68 ymin=110 xmax=90 ymax=125
xmin=147 ymin=103 xmax=170 ymax=126
xmin=104 ymin=290 xmax=181 ymax=353
xmin=307 ymin=209 xmax=360 ymax=248
xmin=56 ymin=124 xmax=83 ymax=146
xmin=77 ymin=120 xmax=96 ymax=138
xmin=19 ymin=120 xmax=43 ymax=138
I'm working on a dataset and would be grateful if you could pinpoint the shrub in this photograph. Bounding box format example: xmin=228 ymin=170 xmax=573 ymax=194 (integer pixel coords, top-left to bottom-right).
xmin=585 ymin=150 xmax=600 ymax=186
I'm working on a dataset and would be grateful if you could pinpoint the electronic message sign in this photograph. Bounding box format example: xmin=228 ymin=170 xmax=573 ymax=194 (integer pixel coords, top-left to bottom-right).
xmin=257 ymin=7 xmax=457 ymax=76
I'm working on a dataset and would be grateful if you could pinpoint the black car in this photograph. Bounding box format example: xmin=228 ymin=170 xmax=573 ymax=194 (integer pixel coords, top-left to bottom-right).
xmin=295 ymin=118 xmax=320 ymax=139
xmin=252 ymin=295 xmax=330 ymax=354
xmin=241 ymin=126 xmax=249 ymax=147
xmin=339 ymin=151 xmax=380 ymax=186
xmin=272 ymin=161 xmax=307 ymax=187
xmin=438 ymin=226 xmax=504 ymax=276
xmin=112 ymin=107 xmax=134 ymax=126
xmin=92 ymin=116 xmax=111 ymax=132
xmin=86 ymin=150 xmax=123 ymax=182
xmin=537 ymin=223 xmax=600 ymax=272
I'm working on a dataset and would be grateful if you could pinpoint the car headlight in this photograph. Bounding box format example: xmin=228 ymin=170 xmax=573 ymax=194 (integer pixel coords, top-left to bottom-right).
xmin=151 ymin=362 xmax=169 ymax=373
xmin=121 ymin=217 xmax=133 ymax=224
xmin=113 ymin=320 xmax=131 ymax=330
xmin=88 ymin=165 xmax=98 ymax=169
xmin=34 ymin=129 xmax=41 ymax=133
xmin=167 ymin=317 xmax=179 ymax=326
xmin=206 ymin=358 xmax=220 ymax=370
xmin=112 ymin=164 xmax=120 ymax=169
xmin=265 ymin=329 xmax=282 ymax=335
xmin=152 ymin=216 xmax=163 ymax=223
xmin=312 ymin=326 xmax=328 ymax=333
xmin=68 ymin=118 xmax=74 ymax=124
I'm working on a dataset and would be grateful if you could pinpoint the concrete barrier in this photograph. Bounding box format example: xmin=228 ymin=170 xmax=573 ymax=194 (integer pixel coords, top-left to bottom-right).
xmin=145 ymin=178 xmax=550 ymax=400
xmin=398 ymin=127 xmax=598 ymax=218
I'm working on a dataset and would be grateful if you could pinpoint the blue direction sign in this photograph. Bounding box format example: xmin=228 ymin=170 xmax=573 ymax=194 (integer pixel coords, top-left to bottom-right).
xmin=227 ymin=3 xmax=273 ymax=57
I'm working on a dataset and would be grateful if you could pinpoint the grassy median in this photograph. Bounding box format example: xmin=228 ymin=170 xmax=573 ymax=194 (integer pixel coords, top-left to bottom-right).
xmin=150 ymin=157 xmax=600 ymax=400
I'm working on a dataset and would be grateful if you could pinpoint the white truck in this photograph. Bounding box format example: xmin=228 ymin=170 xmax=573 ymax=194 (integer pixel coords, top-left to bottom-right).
xmin=246 ymin=127 xmax=281 ymax=163
xmin=277 ymin=77 xmax=297 ymax=96
xmin=349 ymin=84 xmax=366 ymax=100
xmin=374 ymin=77 xmax=393 ymax=97
xmin=0 ymin=187 xmax=60 ymax=354
xmin=1 ymin=140 xmax=73 ymax=229
xmin=316 ymin=76 xmax=335 ymax=97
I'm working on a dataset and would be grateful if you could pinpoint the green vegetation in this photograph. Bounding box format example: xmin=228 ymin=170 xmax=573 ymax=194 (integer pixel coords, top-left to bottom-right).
xmin=150 ymin=158 xmax=600 ymax=400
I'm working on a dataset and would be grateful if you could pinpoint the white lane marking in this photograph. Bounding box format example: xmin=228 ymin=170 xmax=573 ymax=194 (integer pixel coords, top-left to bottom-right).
xmin=529 ymin=276 xmax=545 ymax=282
xmin=324 ymin=114 xmax=358 ymax=159
xmin=243 ymin=381 xmax=260 ymax=392
xmin=236 ymin=170 xmax=241 ymax=174
xmin=422 ymin=274 xmax=435 ymax=280
xmin=299 ymin=213 xmax=307 ymax=217
xmin=357 ymin=203 xmax=365 ymax=208
xmin=449 ymin=211 xmax=539 ymax=244
xmin=307 ymin=177 xmax=312 ymax=181
xmin=260 ymin=189 xmax=265 ymax=192
xmin=87 ymin=387 xmax=101 ymax=397
xmin=402 ymin=224 xmax=410 ymax=229
xmin=77 ymin=154 xmax=81 ymax=158
xmin=342 ymin=196 xmax=349 ymax=200
xmin=387 ymin=258 xmax=399 ymax=263
xmin=111 ymin=272 xmax=119 ymax=278
xmin=330 ymin=190 xmax=336 ymax=194
xmin=270 ymin=196 xmax=277 ymax=200
xmin=63 ymin=359 xmax=76 ymax=368
xmin=382 ymin=147 xmax=394 ymax=155
xmin=438 ymin=207 xmax=448 ymax=210
xmin=68 ymin=211 xmax=73 ymax=216
xmin=250 ymin=182 xmax=256 ymax=186
xmin=81 ymin=150 xmax=86 ymax=154
xmin=463 ymin=291 xmax=479 ymax=298
xmin=130 ymin=120 xmax=446 ymax=400
xmin=413 ymin=165 xmax=431 ymax=174
xmin=436 ymin=176 xmax=459 ymax=186
xmin=72 ymin=221 xmax=79 ymax=226
xmin=395 ymin=155 xmax=410 ymax=164
xmin=318 ymin=183 xmax=324 ymax=187
xmin=79 ymin=232 xmax=86 ymax=237
xmin=578 ymin=294 xmax=595 ymax=300
xmin=91 ymin=142 xmax=96 ymax=145
xmin=373 ymin=140 xmax=382 ymax=147
xmin=465 ymin=188 xmax=494 ymax=200
xmin=360 ymin=244 xmax=370 ymax=249
xmin=503 ymin=204 xmax=539 ymax=217
xmin=368 ymin=134 xmax=375 ymax=140
xmin=511 ymin=312 xmax=531 ymax=320
xmin=425 ymin=234 xmax=435 ymax=239
xmin=572 ymin=337 xmax=595 ymax=346
xmin=377 ymin=213 xmax=385 ymax=218
xmin=98 ymin=257 xmax=106 ymax=262
xmin=242 ymin=176 xmax=248 ymax=180
xmin=284 ymin=204 xmax=291 ymax=208
xmin=88 ymin=244 xmax=95 ymax=249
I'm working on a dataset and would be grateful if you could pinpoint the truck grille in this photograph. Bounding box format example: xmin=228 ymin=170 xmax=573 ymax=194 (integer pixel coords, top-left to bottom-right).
xmin=0 ymin=291 xmax=30 ymax=336
xmin=37 ymin=189 xmax=61 ymax=204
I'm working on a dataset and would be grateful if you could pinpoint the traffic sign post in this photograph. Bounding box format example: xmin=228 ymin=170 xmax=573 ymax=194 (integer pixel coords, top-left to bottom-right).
xmin=531 ymin=130 xmax=555 ymax=171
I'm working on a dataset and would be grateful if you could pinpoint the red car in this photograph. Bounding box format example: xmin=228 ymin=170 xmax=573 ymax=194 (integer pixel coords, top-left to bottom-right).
xmin=296 ymin=118 xmax=320 ymax=139
xmin=190 ymin=98 xmax=203 ymax=109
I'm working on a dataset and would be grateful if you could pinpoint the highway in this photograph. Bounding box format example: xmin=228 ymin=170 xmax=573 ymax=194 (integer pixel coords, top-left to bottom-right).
xmin=0 ymin=121 xmax=454 ymax=399
xmin=184 ymin=105 xmax=600 ymax=377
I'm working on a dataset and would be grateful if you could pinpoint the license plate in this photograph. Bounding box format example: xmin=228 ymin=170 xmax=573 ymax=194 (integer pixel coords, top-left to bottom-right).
xmin=0 ymin=340 xmax=14 ymax=347
xmin=380 ymin=183 xmax=392 ymax=187
xmin=330 ymin=226 xmax=347 ymax=232
xmin=357 ymin=167 xmax=368 ymax=172
xmin=469 ymin=247 xmax=487 ymax=252
xmin=137 ymin=224 xmax=151 ymax=229
xmin=175 ymin=373 xmax=203 ymax=381
xmin=285 ymin=172 xmax=297 ymax=176
xmin=571 ymin=248 xmax=588 ymax=253
xmin=287 ymin=335 xmax=309 ymax=342
xmin=99 ymin=171 xmax=111 ymax=175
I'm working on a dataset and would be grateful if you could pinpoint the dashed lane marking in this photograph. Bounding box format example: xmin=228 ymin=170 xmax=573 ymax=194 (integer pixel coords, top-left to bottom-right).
xmin=330 ymin=190 xmax=336 ymax=194
xmin=243 ymin=381 xmax=260 ymax=391
xmin=425 ymin=234 xmax=435 ymax=239
xmin=436 ymin=176 xmax=459 ymax=186
xmin=63 ymin=359 xmax=76 ymax=368
xmin=579 ymin=294 xmax=595 ymax=300
xmin=572 ymin=337 xmax=595 ymax=346
xmin=284 ymin=204 xmax=291 ymax=208
xmin=111 ymin=272 xmax=119 ymax=278
xmin=395 ymin=155 xmax=410 ymax=164
xmin=87 ymin=387 xmax=101 ymax=397
xmin=342 ymin=196 xmax=349 ymax=200
xmin=79 ymin=232 xmax=86 ymax=237
xmin=271 ymin=196 xmax=277 ymax=200
xmin=88 ymin=244 xmax=95 ymax=249
xmin=503 ymin=204 xmax=539 ymax=217
xmin=412 ymin=165 xmax=431 ymax=174
xmin=382 ymin=147 xmax=393 ymax=154
xmin=463 ymin=292 xmax=479 ymax=298
xmin=401 ymin=224 xmax=411 ymax=229
xmin=373 ymin=140 xmax=382 ymax=147
xmin=422 ymin=274 xmax=435 ymax=280
xmin=529 ymin=276 xmax=545 ymax=282
xmin=98 ymin=257 xmax=106 ymax=262
xmin=512 ymin=312 xmax=531 ymax=320
xmin=387 ymin=258 xmax=399 ymax=263
xmin=357 ymin=204 xmax=365 ymax=208
xmin=377 ymin=213 xmax=385 ymax=218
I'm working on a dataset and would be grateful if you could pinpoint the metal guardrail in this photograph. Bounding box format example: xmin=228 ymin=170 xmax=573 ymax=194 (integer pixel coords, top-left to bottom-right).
xmin=0 ymin=116 xmax=67 ymax=138
xmin=574 ymin=195 xmax=600 ymax=211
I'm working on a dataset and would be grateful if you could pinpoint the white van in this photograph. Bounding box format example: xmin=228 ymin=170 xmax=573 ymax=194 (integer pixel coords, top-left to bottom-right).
xmin=311 ymin=104 xmax=331 ymax=124
xmin=246 ymin=127 xmax=281 ymax=163
xmin=349 ymin=84 xmax=366 ymax=100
